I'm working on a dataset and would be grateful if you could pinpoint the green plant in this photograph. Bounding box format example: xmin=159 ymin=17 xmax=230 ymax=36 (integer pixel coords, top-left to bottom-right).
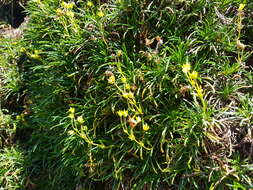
xmin=0 ymin=110 xmax=16 ymax=148
xmin=0 ymin=38 xmax=23 ymax=105
xmin=0 ymin=0 xmax=250 ymax=189
xmin=0 ymin=146 xmax=25 ymax=189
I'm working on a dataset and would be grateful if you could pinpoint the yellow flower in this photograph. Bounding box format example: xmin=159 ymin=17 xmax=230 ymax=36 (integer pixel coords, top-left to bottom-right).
xmin=97 ymin=11 xmax=104 ymax=17
xmin=117 ymin=110 xmax=123 ymax=117
xmin=68 ymin=107 xmax=75 ymax=113
xmin=68 ymin=130 xmax=75 ymax=135
xmin=127 ymin=92 xmax=134 ymax=99
xmin=121 ymin=110 xmax=128 ymax=117
xmin=61 ymin=2 xmax=74 ymax=9
xmin=16 ymin=115 xmax=21 ymax=120
xmin=67 ymin=2 xmax=75 ymax=9
xmin=117 ymin=110 xmax=128 ymax=117
xmin=182 ymin=63 xmax=191 ymax=73
xmin=190 ymin=79 xmax=196 ymax=86
xmin=236 ymin=39 xmax=246 ymax=50
xmin=32 ymin=0 xmax=41 ymax=3
xmin=142 ymin=123 xmax=150 ymax=131
xmin=30 ymin=54 xmax=40 ymax=59
xmin=125 ymin=84 xmax=131 ymax=90
xmin=122 ymin=92 xmax=134 ymax=99
xmin=196 ymin=88 xmax=204 ymax=97
xmin=80 ymin=133 xmax=86 ymax=139
xmin=81 ymin=125 xmax=88 ymax=131
xmin=56 ymin=8 xmax=64 ymax=16
xmin=66 ymin=11 xmax=74 ymax=18
xmin=117 ymin=50 xmax=122 ymax=57
xmin=238 ymin=4 xmax=245 ymax=12
xmin=20 ymin=48 xmax=26 ymax=53
xmin=122 ymin=92 xmax=128 ymax=99
xmin=87 ymin=1 xmax=94 ymax=7
xmin=77 ymin=116 xmax=85 ymax=124
xmin=189 ymin=71 xmax=198 ymax=79
xmin=121 ymin=77 xmax=127 ymax=83
xmin=108 ymin=75 xmax=115 ymax=84
xmin=68 ymin=113 xmax=75 ymax=119
xmin=34 ymin=50 xmax=41 ymax=55
xmin=61 ymin=2 xmax=67 ymax=8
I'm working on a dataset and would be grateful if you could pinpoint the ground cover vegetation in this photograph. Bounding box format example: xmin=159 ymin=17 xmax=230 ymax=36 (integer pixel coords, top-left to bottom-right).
xmin=0 ymin=0 xmax=253 ymax=189
xmin=0 ymin=36 xmax=26 ymax=189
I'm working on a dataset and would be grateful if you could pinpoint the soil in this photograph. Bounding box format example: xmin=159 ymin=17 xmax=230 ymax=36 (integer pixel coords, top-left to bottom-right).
xmin=0 ymin=1 xmax=27 ymax=38
xmin=0 ymin=0 xmax=26 ymax=28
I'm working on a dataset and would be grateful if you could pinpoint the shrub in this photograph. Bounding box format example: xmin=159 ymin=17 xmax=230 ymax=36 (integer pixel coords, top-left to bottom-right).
xmin=13 ymin=0 xmax=253 ymax=189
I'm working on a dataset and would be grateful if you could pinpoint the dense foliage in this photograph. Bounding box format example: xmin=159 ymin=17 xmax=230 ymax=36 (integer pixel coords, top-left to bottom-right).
xmin=0 ymin=0 xmax=253 ymax=189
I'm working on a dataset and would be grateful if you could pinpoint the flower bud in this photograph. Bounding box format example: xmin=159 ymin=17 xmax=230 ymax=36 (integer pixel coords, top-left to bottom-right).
xmin=143 ymin=123 xmax=150 ymax=131
xmin=236 ymin=39 xmax=246 ymax=50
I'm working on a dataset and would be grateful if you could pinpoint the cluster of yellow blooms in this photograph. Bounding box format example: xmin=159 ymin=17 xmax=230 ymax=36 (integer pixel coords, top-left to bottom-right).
xmin=236 ymin=3 xmax=247 ymax=67
xmin=61 ymin=1 xmax=75 ymax=9
xmin=106 ymin=54 xmax=150 ymax=132
xmin=29 ymin=50 xmax=41 ymax=60
xmin=86 ymin=1 xmax=105 ymax=18
xmin=87 ymin=1 xmax=94 ymax=7
xmin=55 ymin=1 xmax=105 ymax=17
xmin=107 ymin=75 xmax=115 ymax=84
xmin=117 ymin=110 xmax=128 ymax=117
xmin=122 ymin=92 xmax=134 ymax=99
xmin=182 ymin=63 xmax=206 ymax=112
xmin=68 ymin=107 xmax=75 ymax=119
xmin=16 ymin=113 xmax=25 ymax=122
xmin=238 ymin=3 xmax=245 ymax=12
xmin=236 ymin=4 xmax=246 ymax=51
xmin=97 ymin=11 xmax=105 ymax=18
xmin=32 ymin=0 xmax=41 ymax=4
xmin=76 ymin=116 xmax=85 ymax=124
xmin=68 ymin=107 xmax=85 ymax=124
xmin=182 ymin=63 xmax=199 ymax=81
xmin=56 ymin=1 xmax=75 ymax=18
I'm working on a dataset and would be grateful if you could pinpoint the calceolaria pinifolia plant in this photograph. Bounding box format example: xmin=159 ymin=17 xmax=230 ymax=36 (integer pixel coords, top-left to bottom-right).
xmin=0 ymin=0 xmax=251 ymax=189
